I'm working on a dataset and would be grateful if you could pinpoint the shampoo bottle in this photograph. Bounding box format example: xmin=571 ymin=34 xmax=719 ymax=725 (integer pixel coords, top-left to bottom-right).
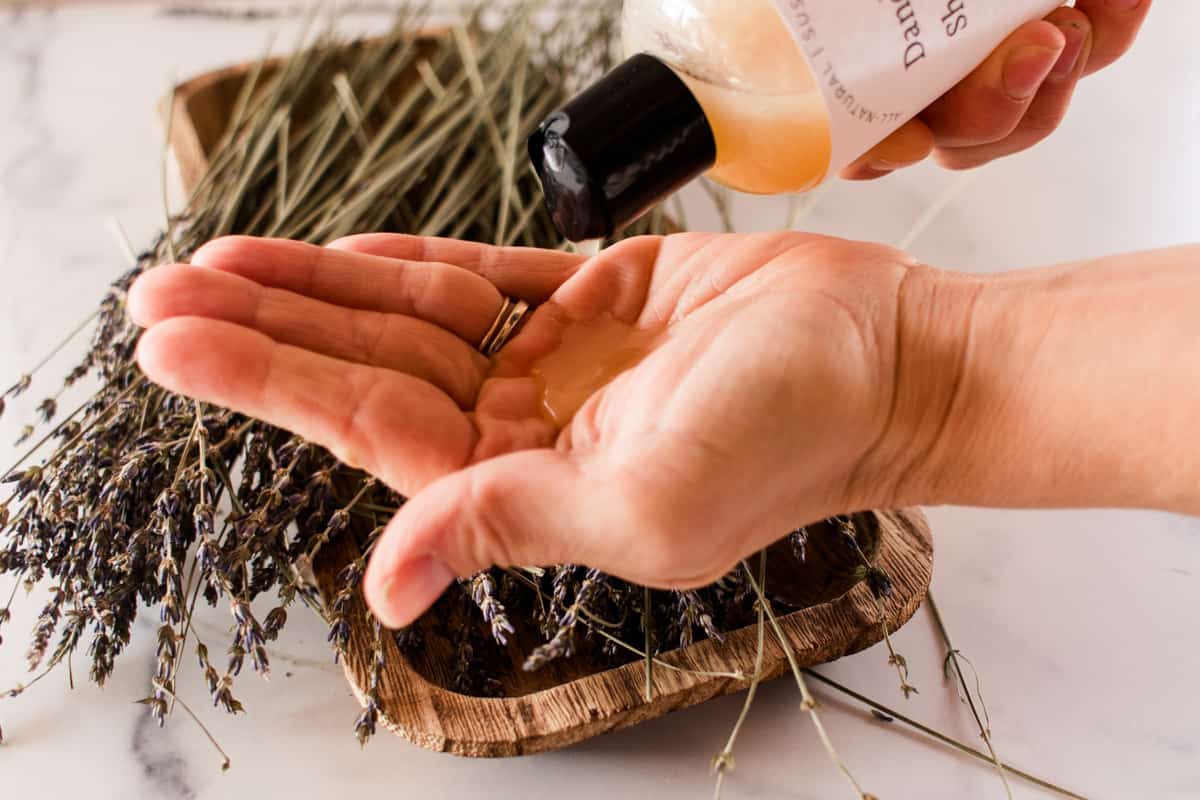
xmin=529 ymin=0 xmax=1064 ymax=241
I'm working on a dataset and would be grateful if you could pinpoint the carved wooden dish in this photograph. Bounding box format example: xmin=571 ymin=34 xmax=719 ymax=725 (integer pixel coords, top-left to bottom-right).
xmin=163 ymin=38 xmax=936 ymax=758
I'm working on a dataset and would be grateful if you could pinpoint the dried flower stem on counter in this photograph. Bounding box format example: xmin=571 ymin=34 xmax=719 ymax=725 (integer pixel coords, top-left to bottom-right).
xmin=742 ymin=560 xmax=876 ymax=800
xmin=927 ymin=591 xmax=1014 ymax=799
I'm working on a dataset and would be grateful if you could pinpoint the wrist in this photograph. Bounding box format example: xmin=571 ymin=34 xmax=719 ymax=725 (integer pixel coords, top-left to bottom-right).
xmin=853 ymin=263 xmax=987 ymax=510
xmin=873 ymin=248 xmax=1200 ymax=516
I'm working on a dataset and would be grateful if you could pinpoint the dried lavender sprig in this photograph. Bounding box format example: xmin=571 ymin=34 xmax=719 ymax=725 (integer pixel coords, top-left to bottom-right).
xmin=1 ymin=376 xmax=147 ymax=505
xmin=307 ymin=478 xmax=376 ymax=561
xmin=25 ymin=586 xmax=64 ymax=671
xmin=0 ymin=0 xmax=669 ymax=744
xmin=523 ymin=569 xmax=605 ymax=672
xmin=138 ymin=681 xmax=231 ymax=771
xmin=927 ymin=592 xmax=1013 ymax=799
xmin=802 ymin=670 xmax=1087 ymax=800
xmin=741 ymin=559 xmax=875 ymax=800
xmin=838 ymin=516 xmax=918 ymax=699
xmin=542 ymin=564 xmax=577 ymax=637
xmin=0 ymin=304 xmax=99 ymax=426
xmin=712 ymin=556 xmax=768 ymax=800
xmin=328 ymin=559 xmax=364 ymax=662
xmin=4 ymin=375 xmax=32 ymax=399
xmin=676 ymin=590 xmax=721 ymax=650
xmin=500 ymin=567 xmax=746 ymax=682
xmin=465 ymin=571 xmax=515 ymax=645
xmin=354 ymin=619 xmax=385 ymax=747
xmin=788 ymin=527 xmax=808 ymax=563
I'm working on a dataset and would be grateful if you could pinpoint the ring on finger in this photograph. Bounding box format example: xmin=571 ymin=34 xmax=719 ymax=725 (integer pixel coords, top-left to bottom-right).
xmin=478 ymin=297 xmax=531 ymax=357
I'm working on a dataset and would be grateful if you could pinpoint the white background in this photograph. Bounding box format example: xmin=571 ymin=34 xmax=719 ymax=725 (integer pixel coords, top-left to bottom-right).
xmin=0 ymin=2 xmax=1197 ymax=798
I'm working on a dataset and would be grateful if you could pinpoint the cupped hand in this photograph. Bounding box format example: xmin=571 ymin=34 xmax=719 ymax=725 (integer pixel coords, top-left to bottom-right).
xmin=844 ymin=0 xmax=1152 ymax=177
xmin=128 ymin=232 xmax=916 ymax=629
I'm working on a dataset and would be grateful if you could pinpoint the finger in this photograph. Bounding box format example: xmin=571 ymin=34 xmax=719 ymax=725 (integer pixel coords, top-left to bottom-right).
xmin=919 ymin=19 xmax=1066 ymax=148
xmin=136 ymin=317 xmax=476 ymax=494
xmin=327 ymin=233 xmax=587 ymax=303
xmin=129 ymin=264 xmax=488 ymax=408
xmin=363 ymin=449 xmax=626 ymax=628
xmin=462 ymin=242 xmax=662 ymax=440
xmin=1075 ymin=0 xmax=1152 ymax=76
xmin=840 ymin=118 xmax=934 ymax=180
xmin=191 ymin=236 xmax=503 ymax=344
xmin=473 ymin=235 xmax=668 ymax=382
xmin=935 ymin=10 xmax=1092 ymax=170
xmin=549 ymin=235 xmax=665 ymax=322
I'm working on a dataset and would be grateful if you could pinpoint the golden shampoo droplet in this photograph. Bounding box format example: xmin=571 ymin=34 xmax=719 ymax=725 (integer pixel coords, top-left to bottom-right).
xmin=530 ymin=314 xmax=664 ymax=426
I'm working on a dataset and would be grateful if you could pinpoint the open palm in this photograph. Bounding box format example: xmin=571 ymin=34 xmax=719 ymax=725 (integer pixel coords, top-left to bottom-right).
xmin=130 ymin=232 xmax=912 ymax=628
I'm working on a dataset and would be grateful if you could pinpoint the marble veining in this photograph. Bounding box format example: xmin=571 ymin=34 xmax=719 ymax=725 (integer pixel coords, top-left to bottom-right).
xmin=131 ymin=691 xmax=198 ymax=800
xmin=0 ymin=3 xmax=1198 ymax=799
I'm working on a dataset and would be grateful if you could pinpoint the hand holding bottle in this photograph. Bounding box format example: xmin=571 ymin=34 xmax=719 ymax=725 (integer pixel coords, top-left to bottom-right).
xmin=845 ymin=0 xmax=1152 ymax=177
xmin=534 ymin=0 xmax=1153 ymax=242
xmin=128 ymin=233 xmax=1200 ymax=630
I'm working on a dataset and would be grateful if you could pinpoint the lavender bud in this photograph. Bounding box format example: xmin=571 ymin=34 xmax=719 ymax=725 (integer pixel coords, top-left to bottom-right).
xmin=788 ymin=528 xmax=808 ymax=563
xmin=866 ymin=567 xmax=894 ymax=600
xmin=263 ymin=607 xmax=287 ymax=640
xmin=36 ymin=398 xmax=57 ymax=423
xmin=9 ymin=374 xmax=31 ymax=397
xmin=228 ymin=644 xmax=245 ymax=676
xmin=326 ymin=509 xmax=350 ymax=536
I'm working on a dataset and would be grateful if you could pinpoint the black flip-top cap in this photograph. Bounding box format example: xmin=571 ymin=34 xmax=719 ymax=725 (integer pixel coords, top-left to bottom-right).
xmin=529 ymin=54 xmax=716 ymax=242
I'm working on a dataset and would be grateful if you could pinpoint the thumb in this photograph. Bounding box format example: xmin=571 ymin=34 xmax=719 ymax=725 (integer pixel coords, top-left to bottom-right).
xmin=362 ymin=449 xmax=620 ymax=629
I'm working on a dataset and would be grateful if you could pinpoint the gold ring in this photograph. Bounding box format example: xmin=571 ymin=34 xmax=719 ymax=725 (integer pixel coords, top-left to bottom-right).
xmin=479 ymin=297 xmax=530 ymax=357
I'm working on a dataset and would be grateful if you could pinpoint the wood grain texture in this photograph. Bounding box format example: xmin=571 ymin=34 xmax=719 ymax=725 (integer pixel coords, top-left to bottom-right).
xmin=313 ymin=510 xmax=933 ymax=757
xmin=160 ymin=60 xmax=265 ymax=191
xmin=164 ymin=47 xmax=936 ymax=758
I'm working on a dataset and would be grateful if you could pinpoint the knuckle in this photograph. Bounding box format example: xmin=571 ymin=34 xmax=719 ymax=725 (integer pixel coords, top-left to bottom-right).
xmin=443 ymin=349 xmax=484 ymax=409
xmin=349 ymin=313 xmax=389 ymax=365
xmin=928 ymin=88 xmax=1022 ymax=147
xmin=964 ymin=108 xmax=1022 ymax=144
xmin=413 ymin=263 xmax=447 ymax=317
xmin=1020 ymin=108 xmax=1067 ymax=144
xmin=592 ymin=236 xmax=662 ymax=296
xmin=934 ymin=149 xmax=992 ymax=171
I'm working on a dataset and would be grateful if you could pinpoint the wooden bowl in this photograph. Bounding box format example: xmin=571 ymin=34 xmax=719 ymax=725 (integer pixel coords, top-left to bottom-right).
xmin=162 ymin=36 xmax=935 ymax=758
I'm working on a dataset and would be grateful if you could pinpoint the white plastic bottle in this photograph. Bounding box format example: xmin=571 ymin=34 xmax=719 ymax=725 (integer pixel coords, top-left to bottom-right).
xmin=529 ymin=0 xmax=1064 ymax=241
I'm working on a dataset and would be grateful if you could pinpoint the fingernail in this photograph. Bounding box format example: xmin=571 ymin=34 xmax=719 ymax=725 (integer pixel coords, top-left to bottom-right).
xmin=1003 ymin=44 xmax=1062 ymax=101
xmin=369 ymin=557 xmax=455 ymax=629
xmin=1050 ymin=20 xmax=1088 ymax=80
xmin=1106 ymin=0 xmax=1141 ymax=10
xmin=867 ymin=156 xmax=910 ymax=172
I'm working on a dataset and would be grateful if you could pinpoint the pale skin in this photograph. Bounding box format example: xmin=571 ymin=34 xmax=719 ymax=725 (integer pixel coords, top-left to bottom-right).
xmin=126 ymin=0 xmax=1162 ymax=628
xmin=128 ymin=233 xmax=1200 ymax=629
xmin=846 ymin=0 xmax=1151 ymax=177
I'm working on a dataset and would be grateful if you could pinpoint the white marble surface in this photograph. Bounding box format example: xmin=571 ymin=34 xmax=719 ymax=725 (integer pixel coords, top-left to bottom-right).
xmin=1 ymin=2 xmax=1199 ymax=798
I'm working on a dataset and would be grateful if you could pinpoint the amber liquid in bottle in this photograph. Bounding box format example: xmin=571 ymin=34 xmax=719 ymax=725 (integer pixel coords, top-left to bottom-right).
xmin=622 ymin=0 xmax=833 ymax=195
